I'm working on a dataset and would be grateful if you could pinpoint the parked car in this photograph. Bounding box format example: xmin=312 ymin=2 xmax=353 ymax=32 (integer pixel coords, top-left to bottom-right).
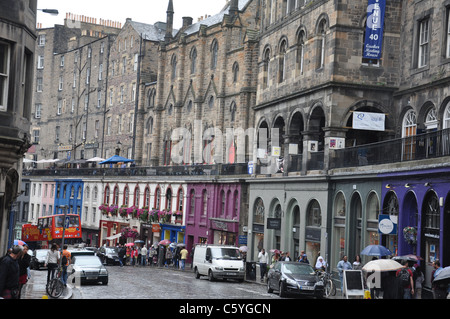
xmin=68 ymin=248 xmax=96 ymax=258
xmin=97 ymin=246 xmax=120 ymax=265
xmin=267 ymin=261 xmax=324 ymax=298
xmin=69 ymin=255 xmax=108 ymax=285
xmin=30 ymin=249 xmax=49 ymax=270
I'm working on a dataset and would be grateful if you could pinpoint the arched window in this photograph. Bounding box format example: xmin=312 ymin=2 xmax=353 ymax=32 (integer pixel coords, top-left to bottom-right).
xmin=444 ymin=101 xmax=450 ymax=129
xmin=154 ymin=186 xmax=161 ymax=209
xmin=144 ymin=186 xmax=150 ymax=207
xmin=208 ymin=96 xmax=214 ymax=109
xmin=166 ymin=187 xmax=172 ymax=211
xmin=230 ymin=101 xmax=237 ymax=122
xmin=220 ymin=190 xmax=226 ymax=217
xmin=263 ymin=48 xmax=270 ymax=89
xmin=190 ymin=47 xmax=197 ymax=74
xmin=296 ymin=30 xmax=305 ymax=75
xmin=93 ymin=186 xmax=98 ymax=201
xmin=278 ymin=39 xmax=287 ymax=83
xmin=253 ymin=197 xmax=265 ymax=224
xmin=85 ymin=186 xmax=90 ymax=200
xmin=147 ymin=89 xmax=155 ymax=108
xmin=171 ymin=54 xmax=177 ymax=81
xmin=402 ymin=109 xmax=417 ymax=160
xmin=425 ymin=107 xmax=437 ymax=131
xmin=189 ymin=189 xmax=195 ymax=216
xmin=202 ymin=190 xmax=208 ymax=216
xmin=232 ymin=62 xmax=239 ymax=83
xmin=134 ymin=186 xmax=140 ymax=207
xmin=177 ymin=187 xmax=184 ymax=212
xmin=113 ymin=186 xmax=119 ymax=206
xmin=317 ymin=19 xmax=326 ymax=69
xmin=146 ymin=117 xmax=154 ymax=134
xmin=233 ymin=190 xmax=239 ymax=219
xmin=104 ymin=186 xmax=110 ymax=204
xmin=211 ymin=40 xmax=218 ymax=69
xmin=123 ymin=186 xmax=129 ymax=206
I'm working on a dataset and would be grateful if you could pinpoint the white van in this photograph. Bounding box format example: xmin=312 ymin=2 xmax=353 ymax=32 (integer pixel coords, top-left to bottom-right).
xmin=193 ymin=245 xmax=245 ymax=282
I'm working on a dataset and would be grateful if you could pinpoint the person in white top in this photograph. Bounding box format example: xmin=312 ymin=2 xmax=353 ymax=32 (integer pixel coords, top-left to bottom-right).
xmin=258 ymin=248 xmax=269 ymax=282
xmin=45 ymin=243 xmax=60 ymax=283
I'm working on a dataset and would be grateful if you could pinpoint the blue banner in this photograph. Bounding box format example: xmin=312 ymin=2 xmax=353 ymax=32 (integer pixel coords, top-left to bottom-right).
xmin=363 ymin=0 xmax=386 ymax=60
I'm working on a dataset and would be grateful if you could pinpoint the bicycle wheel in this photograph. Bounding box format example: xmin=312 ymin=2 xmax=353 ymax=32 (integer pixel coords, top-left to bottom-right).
xmin=46 ymin=279 xmax=65 ymax=298
xmin=324 ymin=279 xmax=332 ymax=297
xmin=328 ymin=279 xmax=336 ymax=296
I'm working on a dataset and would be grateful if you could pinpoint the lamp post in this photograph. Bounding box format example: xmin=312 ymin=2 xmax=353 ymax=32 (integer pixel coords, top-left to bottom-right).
xmin=37 ymin=9 xmax=59 ymax=15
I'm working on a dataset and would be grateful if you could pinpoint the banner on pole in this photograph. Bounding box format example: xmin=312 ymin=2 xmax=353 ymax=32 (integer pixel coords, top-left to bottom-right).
xmin=363 ymin=0 xmax=386 ymax=60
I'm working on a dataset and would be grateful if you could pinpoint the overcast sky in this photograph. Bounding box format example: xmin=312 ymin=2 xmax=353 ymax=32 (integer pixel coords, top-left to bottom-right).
xmin=37 ymin=0 xmax=227 ymax=29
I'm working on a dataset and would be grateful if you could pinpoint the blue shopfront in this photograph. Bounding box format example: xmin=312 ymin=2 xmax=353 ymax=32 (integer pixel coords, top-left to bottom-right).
xmin=381 ymin=168 xmax=450 ymax=289
xmin=161 ymin=223 xmax=186 ymax=244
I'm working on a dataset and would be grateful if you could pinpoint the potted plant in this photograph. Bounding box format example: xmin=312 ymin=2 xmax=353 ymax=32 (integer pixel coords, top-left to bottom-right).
xmin=119 ymin=205 xmax=128 ymax=218
xmin=108 ymin=205 xmax=118 ymax=217
xmin=99 ymin=203 xmax=109 ymax=216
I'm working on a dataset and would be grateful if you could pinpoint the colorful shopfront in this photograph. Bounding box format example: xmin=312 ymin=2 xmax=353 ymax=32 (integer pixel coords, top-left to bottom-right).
xmin=381 ymin=167 xmax=450 ymax=290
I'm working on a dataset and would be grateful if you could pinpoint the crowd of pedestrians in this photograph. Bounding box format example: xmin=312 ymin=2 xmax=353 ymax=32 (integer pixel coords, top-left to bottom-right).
xmin=116 ymin=243 xmax=189 ymax=270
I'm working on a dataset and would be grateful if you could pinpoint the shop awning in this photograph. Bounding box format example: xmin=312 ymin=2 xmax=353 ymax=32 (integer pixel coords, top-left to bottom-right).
xmin=106 ymin=233 xmax=121 ymax=240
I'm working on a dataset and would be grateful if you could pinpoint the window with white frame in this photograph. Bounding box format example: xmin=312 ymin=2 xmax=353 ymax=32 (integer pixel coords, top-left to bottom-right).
xmin=38 ymin=34 xmax=46 ymax=46
xmin=57 ymin=100 xmax=62 ymax=115
xmin=36 ymin=78 xmax=43 ymax=92
xmin=0 ymin=42 xmax=10 ymax=111
xmin=35 ymin=104 xmax=42 ymax=118
xmin=58 ymin=76 xmax=63 ymax=90
xmin=37 ymin=55 xmax=44 ymax=69
xmin=418 ymin=19 xmax=429 ymax=68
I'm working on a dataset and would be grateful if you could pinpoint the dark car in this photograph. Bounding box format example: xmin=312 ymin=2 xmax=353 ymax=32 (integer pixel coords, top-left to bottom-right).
xmin=97 ymin=246 xmax=120 ymax=265
xmin=69 ymin=255 xmax=108 ymax=285
xmin=30 ymin=249 xmax=49 ymax=270
xmin=267 ymin=261 xmax=324 ymax=298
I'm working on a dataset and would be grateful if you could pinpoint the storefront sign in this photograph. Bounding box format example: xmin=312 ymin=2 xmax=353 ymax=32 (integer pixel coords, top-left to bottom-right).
xmin=378 ymin=214 xmax=397 ymax=235
xmin=152 ymin=224 xmax=161 ymax=233
xmin=211 ymin=220 xmax=228 ymax=231
xmin=305 ymin=227 xmax=321 ymax=242
xmin=267 ymin=218 xmax=281 ymax=230
xmin=363 ymin=0 xmax=386 ymax=60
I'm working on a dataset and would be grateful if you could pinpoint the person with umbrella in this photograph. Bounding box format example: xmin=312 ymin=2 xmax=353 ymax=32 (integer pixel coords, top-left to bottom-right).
xmin=431 ymin=260 xmax=447 ymax=299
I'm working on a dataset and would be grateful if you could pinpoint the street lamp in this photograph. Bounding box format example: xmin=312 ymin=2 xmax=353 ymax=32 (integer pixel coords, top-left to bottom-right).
xmin=37 ymin=9 xmax=59 ymax=15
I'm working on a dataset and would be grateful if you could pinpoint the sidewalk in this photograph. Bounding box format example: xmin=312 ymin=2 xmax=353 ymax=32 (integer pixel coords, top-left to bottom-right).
xmin=20 ymin=270 xmax=72 ymax=299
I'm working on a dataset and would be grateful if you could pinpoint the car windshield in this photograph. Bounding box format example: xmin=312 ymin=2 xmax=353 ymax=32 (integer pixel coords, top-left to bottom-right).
xmin=105 ymin=248 xmax=117 ymax=254
xmin=282 ymin=263 xmax=315 ymax=275
xmin=74 ymin=256 xmax=102 ymax=266
xmin=210 ymin=248 xmax=241 ymax=260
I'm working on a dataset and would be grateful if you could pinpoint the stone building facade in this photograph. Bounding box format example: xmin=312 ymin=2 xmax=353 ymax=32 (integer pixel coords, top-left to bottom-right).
xmin=0 ymin=0 xmax=37 ymax=253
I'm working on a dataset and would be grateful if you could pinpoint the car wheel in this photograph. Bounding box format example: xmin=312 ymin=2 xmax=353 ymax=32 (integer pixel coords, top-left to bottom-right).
xmin=267 ymin=280 xmax=273 ymax=293
xmin=102 ymin=278 xmax=108 ymax=285
xmin=208 ymin=270 xmax=215 ymax=282
xmin=195 ymin=267 xmax=201 ymax=279
xmin=279 ymin=281 xmax=287 ymax=298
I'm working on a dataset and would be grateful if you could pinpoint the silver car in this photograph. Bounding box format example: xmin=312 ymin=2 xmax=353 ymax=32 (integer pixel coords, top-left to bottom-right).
xmin=69 ymin=255 xmax=108 ymax=285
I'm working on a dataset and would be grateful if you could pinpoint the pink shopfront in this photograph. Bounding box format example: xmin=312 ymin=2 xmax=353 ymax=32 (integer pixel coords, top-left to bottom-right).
xmin=184 ymin=182 xmax=243 ymax=260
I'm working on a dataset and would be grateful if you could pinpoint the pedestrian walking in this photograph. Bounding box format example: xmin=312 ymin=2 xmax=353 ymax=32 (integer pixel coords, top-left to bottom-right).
xmin=352 ymin=255 xmax=362 ymax=270
xmin=165 ymin=247 xmax=173 ymax=267
xmin=45 ymin=243 xmax=60 ymax=283
xmin=118 ymin=244 xmax=126 ymax=267
xmin=413 ymin=263 xmax=424 ymax=299
xmin=61 ymin=245 xmax=71 ymax=286
xmin=396 ymin=260 xmax=414 ymax=299
xmin=18 ymin=244 xmax=31 ymax=299
xmin=126 ymin=246 xmax=131 ymax=265
xmin=141 ymin=245 xmax=148 ymax=266
xmin=315 ymin=255 xmax=326 ymax=271
xmin=180 ymin=247 xmax=188 ymax=270
xmin=0 ymin=246 xmax=22 ymax=299
xmin=337 ymin=255 xmax=352 ymax=295
xmin=258 ymin=248 xmax=268 ymax=282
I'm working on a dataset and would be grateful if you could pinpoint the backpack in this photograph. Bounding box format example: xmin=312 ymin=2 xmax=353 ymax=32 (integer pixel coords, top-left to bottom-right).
xmin=61 ymin=254 xmax=68 ymax=266
xmin=397 ymin=268 xmax=410 ymax=287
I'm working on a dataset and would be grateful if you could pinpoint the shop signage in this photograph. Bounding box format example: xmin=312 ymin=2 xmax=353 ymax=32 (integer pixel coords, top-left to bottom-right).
xmin=352 ymin=111 xmax=385 ymax=131
xmin=152 ymin=224 xmax=161 ymax=233
xmin=267 ymin=218 xmax=281 ymax=230
xmin=238 ymin=235 xmax=247 ymax=245
xmin=253 ymin=224 xmax=264 ymax=233
xmin=211 ymin=220 xmax=228 ymax=231
xmin=378 ymin=214 xmax=397 ymax=235
xmin=363 ymin=0 xmax=386 ymax=60
xmin=305 ymin=227 xmax=321 ymax=242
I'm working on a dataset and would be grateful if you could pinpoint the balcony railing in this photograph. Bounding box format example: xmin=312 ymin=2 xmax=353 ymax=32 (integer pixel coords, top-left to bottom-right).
xmin=330 ymin=128 xmax=450 ymax=169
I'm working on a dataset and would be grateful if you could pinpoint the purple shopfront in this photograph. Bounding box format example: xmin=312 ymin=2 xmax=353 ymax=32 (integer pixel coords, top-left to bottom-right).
xmin=185 ymin=182 xmax=242 ymax=262
xmin=381 ymin=168 xmax=450 ymax=289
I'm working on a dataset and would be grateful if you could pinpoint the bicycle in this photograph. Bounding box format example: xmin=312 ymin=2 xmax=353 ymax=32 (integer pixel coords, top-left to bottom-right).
xmin=318 ymin=271 xmax=336 ymax=297
xmin=46 ymin=265 xmax=65 ymax=298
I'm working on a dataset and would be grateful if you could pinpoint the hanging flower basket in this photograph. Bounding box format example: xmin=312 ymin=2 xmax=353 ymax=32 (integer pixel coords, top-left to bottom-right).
xmin=99 ymin=204 xmax=109 ymax=215
xmin=149 ymin=209 xmax=159 ymax=223
xmin=403 ymin=226 xmax=417 ymax=245
xmin=119 ymin=205 xmax=128 ymax=218
xmin=121 ymin=227 xmax=139 ymax=239
xmin=137 ymin=207 xmax=149 ymax=222
xmin=108 ymin=205 xmax=118 ymax=216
